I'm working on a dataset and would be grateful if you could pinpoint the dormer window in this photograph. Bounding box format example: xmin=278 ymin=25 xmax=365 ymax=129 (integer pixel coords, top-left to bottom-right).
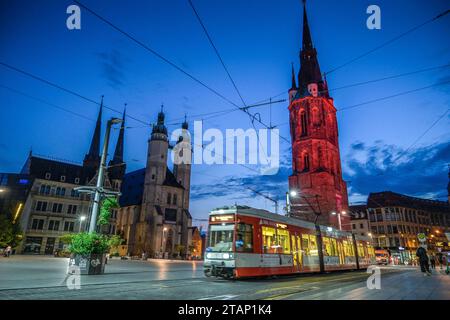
xmin=45 ymin=173 xmax=51 ymax=180
xmin=74 ymin=178 xmax=80 ymax=184
xmin=60 ymin=176 xmax=66 ymax=182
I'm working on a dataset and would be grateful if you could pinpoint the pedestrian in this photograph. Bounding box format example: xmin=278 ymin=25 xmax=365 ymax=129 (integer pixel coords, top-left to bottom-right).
xmin=5 ymin=245 xmax=12 ymax=257
xmin=430 ymin=254 xmax=436 ymax=269
xmin=416 ymin=245 xmax=431 ymax=276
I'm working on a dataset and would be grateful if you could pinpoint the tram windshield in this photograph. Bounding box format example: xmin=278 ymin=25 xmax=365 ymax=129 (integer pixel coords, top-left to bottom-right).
xmin=207 ymin=224 xmax=234 ymax=252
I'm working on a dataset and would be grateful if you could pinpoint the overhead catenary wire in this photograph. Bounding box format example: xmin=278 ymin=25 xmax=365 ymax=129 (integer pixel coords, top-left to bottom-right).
xmin=325 ymin=9 xmax=450 ymax=75
xmin=0 ymin=61 xmax=146 ymax=125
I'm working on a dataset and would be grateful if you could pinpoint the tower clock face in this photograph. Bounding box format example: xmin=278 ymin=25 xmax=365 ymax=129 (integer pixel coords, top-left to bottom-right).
xmin=307 ymin=83 xmax=318 ymax=97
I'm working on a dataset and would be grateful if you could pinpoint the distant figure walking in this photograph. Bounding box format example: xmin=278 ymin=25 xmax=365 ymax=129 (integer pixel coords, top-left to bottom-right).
xmin=416 ymin=245 xmax=431 ymax=276
xmin=429 ymin=254 xmax=436 ymax=269
xmin=5 ymin=245 xmax=12 ymax=257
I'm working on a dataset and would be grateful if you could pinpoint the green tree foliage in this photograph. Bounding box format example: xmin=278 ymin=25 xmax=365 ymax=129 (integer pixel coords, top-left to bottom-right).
xmin=0 ymin=215 xmax=23 ymax=248
xmin=98 ymin=197 xmax=119 ymax=226
xmin=63 ymin=232 xmax=117 ymax=255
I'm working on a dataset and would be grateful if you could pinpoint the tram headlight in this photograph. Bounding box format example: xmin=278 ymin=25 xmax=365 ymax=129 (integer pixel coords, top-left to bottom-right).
xmin=222 ymin=253 xmax=230 ymax=259
xmin=206 ymin=253 xmax=212 ymax=259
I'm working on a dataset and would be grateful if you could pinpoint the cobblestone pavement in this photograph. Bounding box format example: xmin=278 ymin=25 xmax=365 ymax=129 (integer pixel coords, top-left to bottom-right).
xmin=1 ymin=256 xmax=449 ymax=300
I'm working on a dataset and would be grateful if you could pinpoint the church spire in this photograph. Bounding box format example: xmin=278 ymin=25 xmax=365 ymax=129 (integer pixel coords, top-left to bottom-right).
xmin=83 ymin=96 xmax=103 ymax=167
xmin=290 ymin=62 xmax=297 ymax=90
xmin=301 ymin=0 xmax=313 ymax=51
xmin=112 ymin=106 xmax=126 ymax=164
xmin=297 ymin=0 xmax=323 ymax=95
xmin=108 ymin=105 xmax=126 ymax=182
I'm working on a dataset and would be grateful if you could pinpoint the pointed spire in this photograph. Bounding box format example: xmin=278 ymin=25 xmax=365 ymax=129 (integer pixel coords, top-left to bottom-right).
xmin=182 ymin=114 xmax=188 ymax=130
xmin=108 ymin=105 xmax=126 ymax=181
xmin=290 ymin=62 xmax=297 ymax=90
xmin=301 ymin=0 xmax=313 ymax=51
xmin=297 ymin=0 xmax=323 ymax=95
xmin=84 ymin=96 xmax=103 ymax=167
xmin=112 ymin=106 xmax=126 ymax=164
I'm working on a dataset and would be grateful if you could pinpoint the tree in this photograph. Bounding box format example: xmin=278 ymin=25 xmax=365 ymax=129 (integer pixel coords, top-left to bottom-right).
xmin=0 ymin=215 xmax=23 ymax=248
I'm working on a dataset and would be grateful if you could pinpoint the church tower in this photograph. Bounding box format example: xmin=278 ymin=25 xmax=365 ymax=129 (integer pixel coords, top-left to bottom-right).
xmin=288 ymin=1 xmax=350 ymax=230
xmin=83 ymin=96 xmax=103 ymax=181
xmin=173 ymin=116 xmax=192 ymax=210
xmin=108 ymin=108 xmax=126 ymax=191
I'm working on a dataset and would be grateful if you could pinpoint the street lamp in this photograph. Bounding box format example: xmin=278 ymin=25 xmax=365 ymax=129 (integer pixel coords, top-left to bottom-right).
xmin=331 ymin=210 xmax=346 ymax=231
xmin=161 ymin=227 xmax=168 ymax=257
xmin=285 ymin=190 xmax=300 ymax=217
xmin=79 ymin=215 xmax=87 ymax=232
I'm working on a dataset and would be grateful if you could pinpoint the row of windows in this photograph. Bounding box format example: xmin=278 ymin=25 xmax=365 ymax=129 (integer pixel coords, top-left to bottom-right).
xmin=31 ymin=219 xmax=75 ymax=232
xmin=368 ymin=207 xmax=447 ymax=226
xmin=371 ymin=224 xmax=429 ymax=235
xmin=35 ymin=201 xmax=78 ymax=215
xmin=260 ymin=226 xmax=362 ymax=258
xmin=39 ymin=184 xmax=80 ymax=198
xmin=44 ymin=173 xmax=80 ymax=184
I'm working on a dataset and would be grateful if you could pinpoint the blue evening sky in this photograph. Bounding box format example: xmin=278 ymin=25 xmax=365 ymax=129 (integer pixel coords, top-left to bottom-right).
xmin=1 ymin=0 xmax=449 ymax=227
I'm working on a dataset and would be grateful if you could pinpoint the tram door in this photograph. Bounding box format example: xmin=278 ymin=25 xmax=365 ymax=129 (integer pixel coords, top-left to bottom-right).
xmin=291 ymin=235 xmax=300 ymax=272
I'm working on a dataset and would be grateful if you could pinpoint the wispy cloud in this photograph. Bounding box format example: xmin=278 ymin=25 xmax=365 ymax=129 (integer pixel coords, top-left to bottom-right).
xmin=97 ymin=50 xmax=127 ymax=89
xmin=344 ymin=140 xmax=450 ymax=201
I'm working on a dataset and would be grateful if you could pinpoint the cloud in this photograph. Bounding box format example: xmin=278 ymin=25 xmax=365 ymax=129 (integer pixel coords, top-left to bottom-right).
xmin=344 ymin=140 xmax=450 ymax=201
xmin=97 ymin=50 xmax=127 ymax=89
xmin=191 ymin=154 xmax=291 ymax=202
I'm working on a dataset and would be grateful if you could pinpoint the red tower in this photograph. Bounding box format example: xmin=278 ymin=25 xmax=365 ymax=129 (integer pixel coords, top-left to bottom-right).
xmin=288 ymin=2 xmax=350 ymax=230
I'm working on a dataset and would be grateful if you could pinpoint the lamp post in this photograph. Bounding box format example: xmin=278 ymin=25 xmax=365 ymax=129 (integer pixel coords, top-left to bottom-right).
xmin=88 ymin=117 xmax=122 ymax=233
xmin=285 ymin=190 xmax=297 ymax=217
xmin=161 ymin=227 xmax=167 ymax=257
xmin=331 ymin=210 xmax=346 ymax=231
xmin=79 ymin=215 xmax=86 ymax=232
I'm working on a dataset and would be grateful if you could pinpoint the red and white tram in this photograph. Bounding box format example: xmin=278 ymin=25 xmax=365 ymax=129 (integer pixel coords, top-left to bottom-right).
xmin=204 ymin=206 xmax=376 ymax=279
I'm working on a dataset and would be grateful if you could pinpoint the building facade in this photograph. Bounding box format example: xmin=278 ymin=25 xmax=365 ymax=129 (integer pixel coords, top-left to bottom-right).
xmin=353 ymin=192 xmax=450 ymax=264
xmin=116 ymin=109 xmax=193 ymax=258
xmin=288 ymin=2 xmax=349 ymax=229
xmin=3 ymin=100 xmax=125 ymax=254
xmin=349 ymin=205 xmax=371 ymax=239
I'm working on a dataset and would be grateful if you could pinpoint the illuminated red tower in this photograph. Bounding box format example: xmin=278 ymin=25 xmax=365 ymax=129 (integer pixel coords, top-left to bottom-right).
xmin=288 ymin=1 xmax=350 ymax=230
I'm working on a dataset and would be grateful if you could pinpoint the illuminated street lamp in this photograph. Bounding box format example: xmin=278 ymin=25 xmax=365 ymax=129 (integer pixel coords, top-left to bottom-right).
xmin=79 ymin=215 xmax=87 ymax=232
xmin=331 ymin=210 xmax=346 ymax=231
xmin=161 ymin=227 xmax=168 ymax=257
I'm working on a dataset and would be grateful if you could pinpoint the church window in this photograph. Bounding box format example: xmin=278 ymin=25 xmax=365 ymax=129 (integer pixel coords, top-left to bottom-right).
xmin=167 ymin=193 xmax=172 ymax=205
xmin=300 ymin=111 xmax=308 ymax=136
xmin=173 ymin=193 xmax=177 ymax=205
xmin=312 ymin=107 xmax=320 ymax=125
xmin=303 ymin=153 xmax=310 ymax=172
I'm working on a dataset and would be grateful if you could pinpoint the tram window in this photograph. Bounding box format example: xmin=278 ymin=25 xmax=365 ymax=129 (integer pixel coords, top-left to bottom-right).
xmin=331 ymin=238 xmax=338 ymax=256
xmin=207 ymin=224 xmax=234 ymax=252
xmin=357 ymin=243 xmax=365 ymax=257
xmin=322 ymin=237 xmax=329 ymax=256
xmin=342 ymin=240 xmax=354 ymax=256
xmin=322 ymin=237 xmax=337 ymax=256
xmin=276 ymin=228 xmax=291 ymax=254
xmin=236 ymin=223 xmax=253 ymax=253
xmin=309 ymin=234 xmax=318 ymax=256
xmin=262 ymin=226 xmax=277 ymax=254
